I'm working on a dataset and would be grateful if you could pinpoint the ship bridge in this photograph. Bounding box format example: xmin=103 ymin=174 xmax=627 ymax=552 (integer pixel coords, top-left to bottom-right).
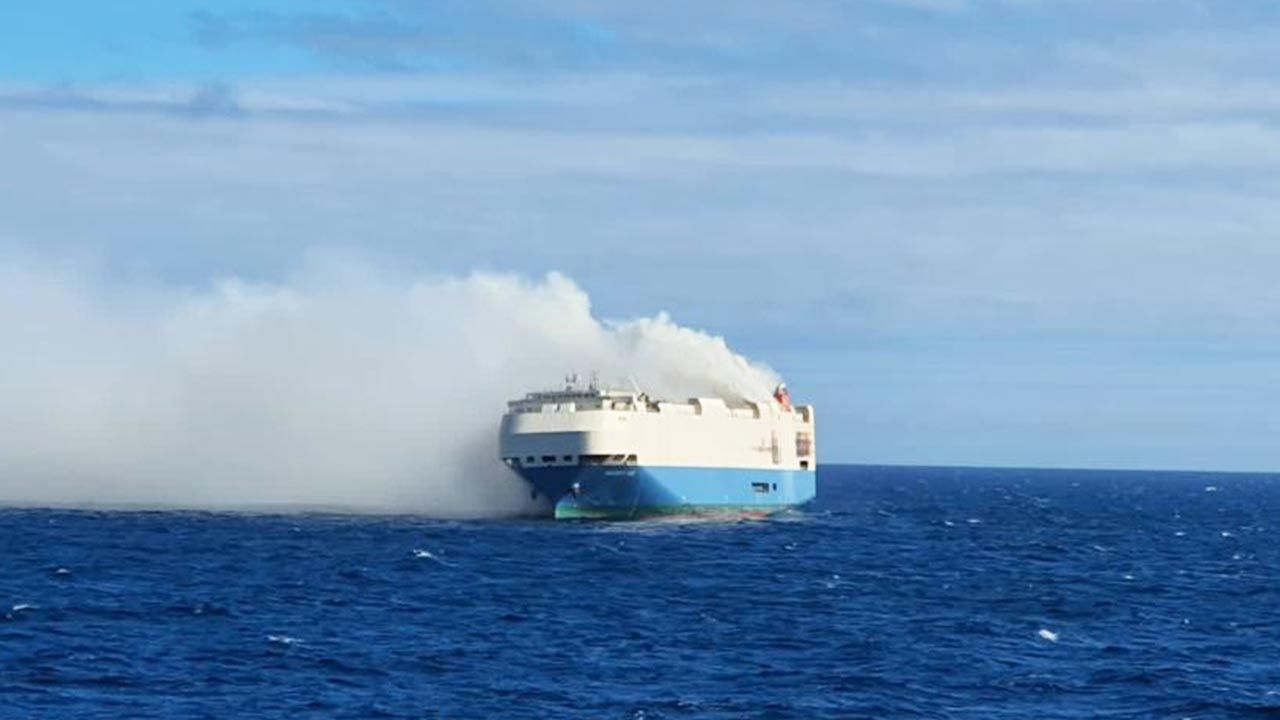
xmin=507 ymin=386 xmax=649 ymax=415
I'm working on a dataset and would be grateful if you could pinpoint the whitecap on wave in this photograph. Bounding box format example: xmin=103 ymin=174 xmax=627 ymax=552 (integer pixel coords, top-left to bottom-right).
xmin=2 ymin=604 xmax=37 ymax=622
xmin=412 ymin=549 xmax=458 ymax=567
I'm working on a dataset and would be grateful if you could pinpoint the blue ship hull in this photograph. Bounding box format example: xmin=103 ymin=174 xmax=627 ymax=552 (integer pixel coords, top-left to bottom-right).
xmin=515 ymin=465 xmax=816 ymax=520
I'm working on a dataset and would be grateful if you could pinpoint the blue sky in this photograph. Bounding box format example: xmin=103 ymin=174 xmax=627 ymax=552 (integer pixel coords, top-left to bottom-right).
xmin=2 ymin=0 xmax=1278 ymax=471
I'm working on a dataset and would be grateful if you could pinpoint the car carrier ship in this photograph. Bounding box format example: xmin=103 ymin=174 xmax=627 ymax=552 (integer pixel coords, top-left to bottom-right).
xmin=498 ymin=378 xmax=816 ymax=519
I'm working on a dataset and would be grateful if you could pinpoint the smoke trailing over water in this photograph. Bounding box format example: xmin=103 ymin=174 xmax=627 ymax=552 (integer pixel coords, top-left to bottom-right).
xmin=0 ymin=256 xmax=780 ymax=516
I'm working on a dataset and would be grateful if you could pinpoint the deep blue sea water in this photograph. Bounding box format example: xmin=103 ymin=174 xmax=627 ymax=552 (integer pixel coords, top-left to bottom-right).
xmin=3 ymin=464 xmax=1280 ymax=719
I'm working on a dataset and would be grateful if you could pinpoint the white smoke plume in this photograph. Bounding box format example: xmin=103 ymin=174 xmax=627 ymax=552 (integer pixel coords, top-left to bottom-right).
xmin=0 ymin=254 xmax=781 ymax=516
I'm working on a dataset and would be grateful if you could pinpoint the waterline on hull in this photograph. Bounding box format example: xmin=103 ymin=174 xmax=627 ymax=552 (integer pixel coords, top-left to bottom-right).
xmin=553 ymin=498 xmax=785 ymax=521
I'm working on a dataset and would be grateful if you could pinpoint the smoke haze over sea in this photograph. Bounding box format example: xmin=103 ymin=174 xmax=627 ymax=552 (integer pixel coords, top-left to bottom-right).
xmin=0 ymin=253 xmax=780 ymax=515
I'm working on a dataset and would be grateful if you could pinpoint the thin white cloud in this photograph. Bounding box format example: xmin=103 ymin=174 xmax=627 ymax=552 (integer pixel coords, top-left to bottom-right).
xmin=2 ymin=90 xmax=1278 ymax=346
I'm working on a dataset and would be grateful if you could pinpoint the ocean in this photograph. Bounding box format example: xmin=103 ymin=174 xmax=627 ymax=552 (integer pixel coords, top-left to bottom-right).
xmin=2 ymin=464 xmax=1278 ymax=719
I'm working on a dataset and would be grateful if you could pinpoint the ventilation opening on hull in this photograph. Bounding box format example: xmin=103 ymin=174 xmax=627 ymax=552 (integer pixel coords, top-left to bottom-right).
xmin=796 ymin=432 xmax=813 ymax=458
xmin=580 ymin=454 xmax=638 ymax=466
xmin=751 ymin=482 xmax=770 ymax=493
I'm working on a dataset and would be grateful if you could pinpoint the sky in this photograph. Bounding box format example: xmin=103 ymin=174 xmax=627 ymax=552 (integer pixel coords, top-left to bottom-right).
xmin=1 ymin=0 xmax=1278 ymax=473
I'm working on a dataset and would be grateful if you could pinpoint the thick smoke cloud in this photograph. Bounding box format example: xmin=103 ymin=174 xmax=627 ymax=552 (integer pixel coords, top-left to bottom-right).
xmin=0 ymin=256 xmax=780 ymax=516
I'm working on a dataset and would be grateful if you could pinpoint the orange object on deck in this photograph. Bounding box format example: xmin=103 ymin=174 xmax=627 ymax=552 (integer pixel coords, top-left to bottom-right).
xmin=773 ymin=384 xmax=792 ymax=410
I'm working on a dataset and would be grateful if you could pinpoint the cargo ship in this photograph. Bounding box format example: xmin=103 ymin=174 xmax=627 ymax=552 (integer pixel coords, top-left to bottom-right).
xmin=498 ymin=378 xmax=816 ymax=519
